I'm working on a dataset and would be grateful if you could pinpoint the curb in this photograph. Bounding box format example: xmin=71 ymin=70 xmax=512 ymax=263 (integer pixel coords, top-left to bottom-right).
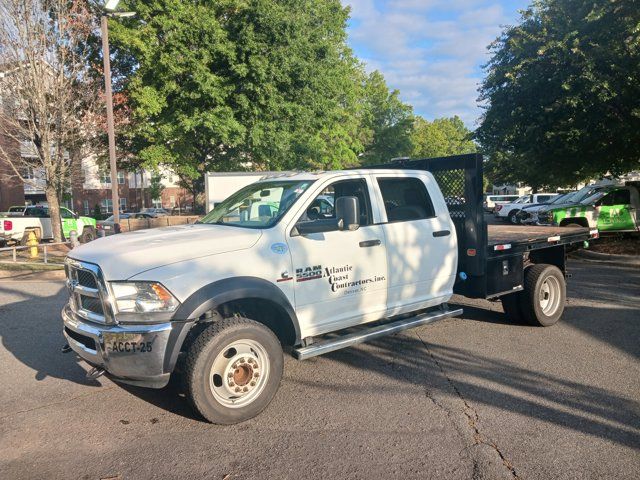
xmin=0 ymin=269 xmax=66 ymax=282
xmin=570 ymin=249 xmax=640 ymax=267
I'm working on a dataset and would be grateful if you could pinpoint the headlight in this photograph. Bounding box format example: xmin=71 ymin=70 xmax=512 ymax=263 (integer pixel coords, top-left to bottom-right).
xmin=110 ymin=282 xmax=179 ymax=313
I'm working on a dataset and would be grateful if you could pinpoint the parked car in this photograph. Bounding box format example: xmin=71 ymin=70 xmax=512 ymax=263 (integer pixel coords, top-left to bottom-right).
xmin=62 ymin=154 xmax=596 ymax=424
xmin=526 ymin=185 xmax=605 ymax=225
xmin=0 ymin=205 xmax=96 ymax=246
xmin=537 ymin=184 xmax=640 ymax=232
xmin=97 ymin=212 xmax=154 ymax=236
xmin=516 ymin=192 xmax=574 ymax=224
xmin=495 ymin=193 xmax=559 ymax=223
xmin=483 ymin=194 xmax=519 ymax=212
xmin=139 ymin=207 xmax=170 ymax=217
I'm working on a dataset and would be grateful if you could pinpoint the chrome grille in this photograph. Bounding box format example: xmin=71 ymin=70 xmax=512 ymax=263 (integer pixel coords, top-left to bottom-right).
xmin=76 ymin=270 xmax=98 ymax=289
xmin=65 ymin=259 xmax=111 ymax=324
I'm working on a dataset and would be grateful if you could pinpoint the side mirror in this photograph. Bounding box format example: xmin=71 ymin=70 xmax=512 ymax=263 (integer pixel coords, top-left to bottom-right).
xmin=335 ymin=196 xmax=360 ymax=231
xmin=291 ymin=196 xmax=360 ymax=237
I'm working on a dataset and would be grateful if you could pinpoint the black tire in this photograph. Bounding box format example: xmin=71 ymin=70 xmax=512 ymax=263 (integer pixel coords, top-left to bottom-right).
xmin=80 ymin=227 xmax=96 ymax=243
xmin=501 ymin=292 xmax=525 ymax=323
xmin=184 ymin=317 xmax=283 ymax=424
xmin=508 ymin=210 xmax=520 ymax=224
xmin=520 ymin=264 xmax=566 ymax=327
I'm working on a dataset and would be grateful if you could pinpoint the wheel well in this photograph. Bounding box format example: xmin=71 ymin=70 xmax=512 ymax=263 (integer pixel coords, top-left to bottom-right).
xmin=22 ymin=227 xmax=42 ymax=241
xmin=179 ymin=298 xmax=298 ymax=349
xmin=527 ymin=245 xmax=566 ymax=273
xmin=559 ymin=217 xmax=588 ymax=228
xmin=215 ymin=298 xmax=298 ymax=347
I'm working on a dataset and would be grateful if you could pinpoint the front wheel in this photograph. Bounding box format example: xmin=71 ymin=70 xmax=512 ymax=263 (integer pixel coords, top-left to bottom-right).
xmin=521 ymin=264 xmax=566 ymax=326
xmin=508 ymin=210 xmax=520 ymax=224
xmin=184 ymin=317 xmax=283 ymax=424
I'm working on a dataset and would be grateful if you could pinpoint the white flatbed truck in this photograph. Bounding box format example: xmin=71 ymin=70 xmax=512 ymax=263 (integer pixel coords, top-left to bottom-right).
xmin=62 ymin=154 xmax=596 ymax=423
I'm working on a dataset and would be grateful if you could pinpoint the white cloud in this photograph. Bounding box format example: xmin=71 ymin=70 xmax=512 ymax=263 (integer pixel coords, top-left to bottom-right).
xmin=345 ymin=0 xmax=527 ymax=127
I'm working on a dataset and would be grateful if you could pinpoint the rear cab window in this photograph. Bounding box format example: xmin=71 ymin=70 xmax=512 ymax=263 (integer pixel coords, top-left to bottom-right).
xmin=376 ymin=177 xmax=436 ymax=222
xmin=601 ymin=189 xmax=631 ymax=206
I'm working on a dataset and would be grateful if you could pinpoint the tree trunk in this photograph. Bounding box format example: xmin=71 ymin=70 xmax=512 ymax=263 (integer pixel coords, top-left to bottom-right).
xmin=46 ymin=184 xmax=64 ymax=242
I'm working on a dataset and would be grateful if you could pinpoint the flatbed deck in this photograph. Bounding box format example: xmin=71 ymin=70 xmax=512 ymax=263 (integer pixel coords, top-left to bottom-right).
xmin=488 ymin=224 xmax=588 ymax=246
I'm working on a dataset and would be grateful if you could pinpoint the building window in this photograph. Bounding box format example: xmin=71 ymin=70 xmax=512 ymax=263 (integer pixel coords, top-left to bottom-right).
xmin=153 ymin=198 xmax=162 ymax=208
xmin=101 ymin=198 xmax=113 ymax=214
xmin=83 ymin=200 xmax=89 ymax=215
xmin=119 ymin=197 xmax=127 ymax=212
xmin=117 ymin=171 xmax=125 ymax=185
xmin=101 ymin=171 xmax=111 ymax=185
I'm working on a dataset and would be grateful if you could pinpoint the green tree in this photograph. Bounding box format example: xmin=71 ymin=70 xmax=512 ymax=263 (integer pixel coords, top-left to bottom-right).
xmin=148 ymin=173 xmax=165 ymax=204
xmin=359 ymin=71 xmax=414 ymax=165
xmin=411 ymin=116 xmax=476 ymax=158
xmin=106 ymin=0 xmax=367 ymax=198
xmin=476 ymin=0 xmax=640 ymax=189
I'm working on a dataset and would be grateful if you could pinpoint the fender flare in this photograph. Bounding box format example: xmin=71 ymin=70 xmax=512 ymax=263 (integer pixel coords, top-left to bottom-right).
xmin=172 ymin=276 xmax=301 ymax=345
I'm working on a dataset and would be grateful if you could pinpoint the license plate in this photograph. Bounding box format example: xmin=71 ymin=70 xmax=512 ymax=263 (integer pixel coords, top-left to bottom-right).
xmin=103 ymin=333 xmax=153 ymax=353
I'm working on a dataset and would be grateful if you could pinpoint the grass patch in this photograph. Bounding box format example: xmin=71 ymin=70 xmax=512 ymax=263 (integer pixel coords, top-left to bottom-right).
xmin=0 ymin=262 xmax=64 ymax=271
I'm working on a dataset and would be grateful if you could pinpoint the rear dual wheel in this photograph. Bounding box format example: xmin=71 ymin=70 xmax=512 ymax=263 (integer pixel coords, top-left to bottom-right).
xmin=501 ymin=264 xmax=566 ymax=327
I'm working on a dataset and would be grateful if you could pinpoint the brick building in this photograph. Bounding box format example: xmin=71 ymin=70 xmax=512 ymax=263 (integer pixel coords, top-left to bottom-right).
xmin=0 ymin=151 xmax=194 ymax=216
xmin=69 ymin=156 xmax=194 ymax=216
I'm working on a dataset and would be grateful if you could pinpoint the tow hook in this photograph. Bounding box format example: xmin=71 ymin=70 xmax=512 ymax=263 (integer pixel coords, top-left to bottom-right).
xmin=61 ymin=343 xmax=72 ymax=354
xmin=86 ymin=366 xmax=106 ymax=380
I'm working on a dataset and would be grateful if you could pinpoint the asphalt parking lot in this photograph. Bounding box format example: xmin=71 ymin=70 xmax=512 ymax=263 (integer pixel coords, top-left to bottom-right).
xmin=0 ymin=259 xmax=638 ymax=480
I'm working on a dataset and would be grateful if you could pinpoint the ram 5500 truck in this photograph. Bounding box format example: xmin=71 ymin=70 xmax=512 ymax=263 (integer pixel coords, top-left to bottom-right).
xmin=62 ymin=154 xmax=596 ymax=424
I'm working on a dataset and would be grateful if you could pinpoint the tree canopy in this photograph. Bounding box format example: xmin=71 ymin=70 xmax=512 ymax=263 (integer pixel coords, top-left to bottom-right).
xmin=476 ymin=0 xmax=640 ymax=189
xmin=106 ymin=0 xmax=415 ymax=196
xmin=411 ymin=116 xmax=476 ymax=159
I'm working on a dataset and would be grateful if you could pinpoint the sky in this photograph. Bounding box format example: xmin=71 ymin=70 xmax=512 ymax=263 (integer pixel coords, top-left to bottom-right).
xmin=344 ymin=0 xmax=530 ymax=127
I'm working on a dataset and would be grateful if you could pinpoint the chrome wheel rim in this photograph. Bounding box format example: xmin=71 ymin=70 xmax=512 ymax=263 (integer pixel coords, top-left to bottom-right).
xmin=539 ymin=275 xmax=561 ymax=316
xmin=209 ymin=339 xmax=270 ymax=408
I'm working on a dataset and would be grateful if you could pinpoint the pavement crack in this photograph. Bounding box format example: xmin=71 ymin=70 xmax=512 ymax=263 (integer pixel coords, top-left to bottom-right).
xmin=0 ymin=386 xmax=115 ymax=421
xmin=414 ymin=330 xmax=521 ymax=479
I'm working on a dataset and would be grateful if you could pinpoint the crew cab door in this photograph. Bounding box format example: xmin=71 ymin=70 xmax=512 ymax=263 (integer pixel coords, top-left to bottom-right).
xmin=286 ymin=176 xmax=388 ymax=337
xmin=371 ymin=174 xmax=457 ymax=316
xmin=60 ymin=208 xmax=76 ymax=237
xmin=596 ymin=188 xmax=638 ymax=231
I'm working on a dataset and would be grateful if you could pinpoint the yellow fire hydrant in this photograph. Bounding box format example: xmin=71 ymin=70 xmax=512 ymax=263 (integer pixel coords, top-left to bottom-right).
xmin=27 ymin=230 xmax=38 ymax=258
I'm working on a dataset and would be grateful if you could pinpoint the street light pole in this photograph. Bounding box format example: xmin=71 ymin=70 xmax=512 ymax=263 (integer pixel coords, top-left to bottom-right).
xmin=100 ymin=15 xmax=119 ymax=223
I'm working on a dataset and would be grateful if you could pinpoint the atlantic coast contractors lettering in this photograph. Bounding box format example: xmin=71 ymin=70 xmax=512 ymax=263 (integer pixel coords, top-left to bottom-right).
xmin=295 ymin=264 xmax=385 ymax=294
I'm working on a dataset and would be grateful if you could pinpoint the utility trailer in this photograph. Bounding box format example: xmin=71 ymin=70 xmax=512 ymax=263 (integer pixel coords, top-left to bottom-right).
xmin=372 ymin=153 xmax=599 ymax=325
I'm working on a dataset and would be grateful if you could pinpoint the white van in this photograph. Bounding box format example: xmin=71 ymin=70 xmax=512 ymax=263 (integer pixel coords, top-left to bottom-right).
xmin=483 ymin=195 xmax=520 ymax=212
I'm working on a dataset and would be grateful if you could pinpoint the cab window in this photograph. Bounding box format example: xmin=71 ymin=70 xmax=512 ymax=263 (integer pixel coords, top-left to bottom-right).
xmin=377 ymin=177 xmax=436 ymax=222
xmin=600 ymin=189 xmax=630 ymax=206
xmin=299 ymin=179 xmax=372 ymax=227
xmin=60 ymin=208 xmax=73 ymax=219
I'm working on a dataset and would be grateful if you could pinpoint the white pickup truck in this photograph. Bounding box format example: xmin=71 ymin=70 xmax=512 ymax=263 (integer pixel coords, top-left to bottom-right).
xmin=61 ymin=154 xmax=597 ymax=424
xmin=0 ymin=205 xmax=97 ymax=246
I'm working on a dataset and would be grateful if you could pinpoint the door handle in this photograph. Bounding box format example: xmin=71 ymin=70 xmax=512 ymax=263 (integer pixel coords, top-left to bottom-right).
xmin=432 ymin=230 xmax=450 ymax=237
xmin=359 ymin=239 xmax=381 ymax=247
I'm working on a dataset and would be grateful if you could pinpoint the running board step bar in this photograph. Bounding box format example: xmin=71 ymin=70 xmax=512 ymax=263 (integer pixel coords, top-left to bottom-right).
xmin=293 ymin=308 xmax=463 ymax=360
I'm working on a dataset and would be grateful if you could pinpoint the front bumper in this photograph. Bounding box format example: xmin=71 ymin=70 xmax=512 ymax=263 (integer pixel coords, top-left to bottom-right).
xmin=62 ymin=303 xmax=193 ymax=388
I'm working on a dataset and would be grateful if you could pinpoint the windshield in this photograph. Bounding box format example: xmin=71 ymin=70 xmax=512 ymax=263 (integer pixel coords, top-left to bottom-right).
xmin=199 ymin=179 xmax=315 ymax=229
xmin=564 ymin=186 xmax=602 ymax=204
xmin=513 ymin=195 xmax=530 ymax=204
xmin=580 ymin=189 xmax=609 ymax=205
xmin=548 ymin=193 xmax=569 ymax=204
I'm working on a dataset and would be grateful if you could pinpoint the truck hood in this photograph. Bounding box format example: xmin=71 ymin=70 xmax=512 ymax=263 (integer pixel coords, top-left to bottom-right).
xmin=68 ymin=224 xmax=262 ymax=280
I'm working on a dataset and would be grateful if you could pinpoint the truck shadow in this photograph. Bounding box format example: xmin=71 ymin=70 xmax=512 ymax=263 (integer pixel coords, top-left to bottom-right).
xmin=0 ymin=281 xmax=101 ymax=387
xmin=318 ymin=316 xmax=640 ymax=449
